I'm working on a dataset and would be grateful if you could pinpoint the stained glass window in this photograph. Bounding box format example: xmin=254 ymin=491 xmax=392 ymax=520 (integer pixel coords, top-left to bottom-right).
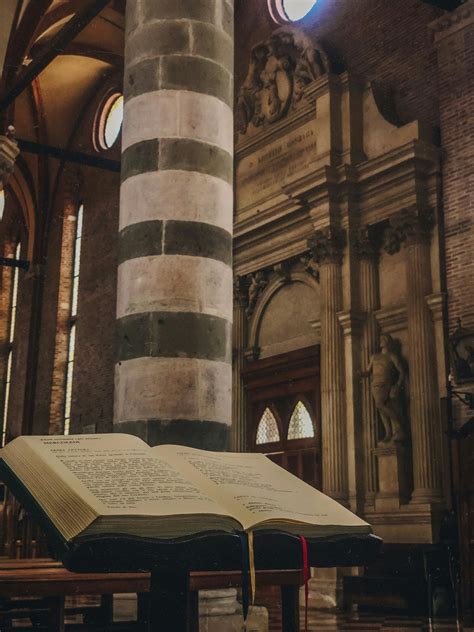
xmin=64 ymin=205 xmax=83 ymax=436
xmin=256 ymin=408 xmax=280 ymax=445
xmin=1 ymin=242 xmax=21 ymax=446
xmin=288 ymin=401 xmax=314 ymax=440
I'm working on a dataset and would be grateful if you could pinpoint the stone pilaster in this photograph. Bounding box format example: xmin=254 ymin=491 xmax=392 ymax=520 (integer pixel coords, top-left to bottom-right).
xmin=232 ymin=275 xmax=248 ymax=452
xmin=387 ymin=208 xmax=444 ymax=504
xmin=353 ymin=227 xmax=380 ymax=507
xmin=308 ymin=227 xmax=348 ymax=503
xmin=49 ymin=168 xmax=83 ymax=435
xmin=116 ymin=0 xmax=234 ymax=448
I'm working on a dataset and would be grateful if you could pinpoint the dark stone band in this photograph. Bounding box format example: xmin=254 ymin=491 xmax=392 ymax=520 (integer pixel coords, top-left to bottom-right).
xmin=124 ymin=55 xmax=232 ymax=106
xmin=114 ymin=418 xmax=231 ymax=450
xmin=116 ymin=311 xmax=232 ymax=363
xmin=118 ymin=220 xmax=232 ymax=266
xmin=126 ymin=21 xmax=233 ymax=74
xmin=121 ymin=137 xmax=232 ymax=184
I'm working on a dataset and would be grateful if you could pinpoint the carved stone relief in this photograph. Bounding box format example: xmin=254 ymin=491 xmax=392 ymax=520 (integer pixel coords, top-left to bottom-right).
xmin=245 ymin=270 xmax=269 ymax=318
xmin=236 ymin=26 xmax=330 ymax=135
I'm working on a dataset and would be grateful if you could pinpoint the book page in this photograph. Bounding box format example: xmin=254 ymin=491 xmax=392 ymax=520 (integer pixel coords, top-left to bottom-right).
xmin=12 ymin=435 xmax=231 ymax=518
xmin=156 ymin=446 xmax=370 ymax=532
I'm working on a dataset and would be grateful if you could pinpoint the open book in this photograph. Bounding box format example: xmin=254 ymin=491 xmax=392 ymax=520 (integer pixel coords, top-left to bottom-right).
xmin=0 ymin=433 xmax=371 ymax=544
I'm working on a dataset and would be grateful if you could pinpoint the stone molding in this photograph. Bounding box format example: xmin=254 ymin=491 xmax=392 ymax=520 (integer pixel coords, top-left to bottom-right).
xmin=337 ymin=310 xmax=365 ymax=337
xmin=308 ymin=226 xmax=346 ymax=265
xmin=430 ymin=0 xmax=474 ymax=44
xmin=426 ymin=292 xmax=447 ymax=323
xmin=375 ymin=305 xmax=407 ymax=335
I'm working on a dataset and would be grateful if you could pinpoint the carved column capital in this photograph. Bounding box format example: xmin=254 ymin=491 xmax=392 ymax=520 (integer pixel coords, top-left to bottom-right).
xmin=233 ymin=275 xmax=250 ymax=308
xmin=307 ymin=226 xmax=346 ymax=265
xmin=384 ymin=207 xmax=435 ymax=254
xmin=0 ymin=126 xmax=19 ymax=189
xmin=245 ymin=270 xmax=268 ymax=319
xmin=352 ymin=225 xmax=380 ymax=261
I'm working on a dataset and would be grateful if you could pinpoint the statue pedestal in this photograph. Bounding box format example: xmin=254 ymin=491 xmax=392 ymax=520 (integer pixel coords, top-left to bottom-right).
xmin=374 ymin=443 xmax=412 ymax=512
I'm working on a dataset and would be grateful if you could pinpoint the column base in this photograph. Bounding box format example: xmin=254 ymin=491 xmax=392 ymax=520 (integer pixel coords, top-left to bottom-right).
xmin=199 ymin=589 xmax=268 ymax=632
xmin=113 ymin=419 xmax=231 ymax=450
xmin=307 ymin=568 xmax=344 ymax=611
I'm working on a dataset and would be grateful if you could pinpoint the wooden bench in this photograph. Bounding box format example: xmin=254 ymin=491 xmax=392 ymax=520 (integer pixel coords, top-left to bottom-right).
xmin=0 ymin=560 xmax=304 ymax=631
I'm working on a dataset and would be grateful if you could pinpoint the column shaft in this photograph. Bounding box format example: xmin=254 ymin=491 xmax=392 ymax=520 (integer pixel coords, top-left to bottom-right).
xmin=320 ymin=261 xmax=347 ymax=502
xmin=360 ymin=257 xmax=379 ymax=502
xmin=406 ymin=239 xmax=443 ymax=501
xmin=116 ymin=0 xmax=234 ymax=448
xmin=232 ymin=297 xmax=247 ymax=452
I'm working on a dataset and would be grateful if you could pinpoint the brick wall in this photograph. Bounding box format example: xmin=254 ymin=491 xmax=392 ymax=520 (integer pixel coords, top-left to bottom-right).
xmin=236 ymin=0 xmax=443 ymax=127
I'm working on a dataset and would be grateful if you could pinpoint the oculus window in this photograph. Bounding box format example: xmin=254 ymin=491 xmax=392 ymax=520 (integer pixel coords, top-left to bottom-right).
xmin=94 ymin=93 xmax=123 ymax=151
xmin=269 ymin=0 xmax=318 ymax=22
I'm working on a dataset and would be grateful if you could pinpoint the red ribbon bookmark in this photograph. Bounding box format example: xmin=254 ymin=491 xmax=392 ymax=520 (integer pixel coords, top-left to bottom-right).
xmin=300 ymin=536 xmax=310 ymax=632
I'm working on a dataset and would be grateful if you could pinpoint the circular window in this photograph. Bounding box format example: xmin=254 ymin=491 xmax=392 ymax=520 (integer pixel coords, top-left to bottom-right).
xmin=94 ymin=92 xmax=124 ymax=151
xmin=0 ymin=190 xmax=5 ymax=221
xmin=269 ymin=0 xmax=318 ymax=22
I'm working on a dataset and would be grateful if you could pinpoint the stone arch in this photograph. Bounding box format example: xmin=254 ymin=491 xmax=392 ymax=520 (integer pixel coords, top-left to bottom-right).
xmin=249 ymin=270 xmax=320 ymax=359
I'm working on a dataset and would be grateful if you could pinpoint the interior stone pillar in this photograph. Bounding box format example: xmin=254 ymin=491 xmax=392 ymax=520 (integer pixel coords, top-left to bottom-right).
xmin=116 ymin=0 xmax=234 ymax=449
xmin=391 ymin=208 xmax=444 ymax=504
xmin=353 ymin=227 xmax=380 ymax=507
xmin=232 ymin=276 xmax=248 ymax=452
xmin=308 ymin=227 xmax=348 ymax=504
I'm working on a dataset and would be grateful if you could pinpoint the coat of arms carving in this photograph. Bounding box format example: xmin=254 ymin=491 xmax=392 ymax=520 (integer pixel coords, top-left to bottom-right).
xmin=237 ymin=27 xmax=330 ymax=135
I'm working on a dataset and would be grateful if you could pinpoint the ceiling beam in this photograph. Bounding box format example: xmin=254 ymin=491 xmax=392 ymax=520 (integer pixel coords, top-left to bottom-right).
xmin=0 ymin=0 xmax=111 ymax=113
xmin=17 ymin=139 xmax=120 ymax=173
xmin=420 ymin=0 xmax=463 ymax=10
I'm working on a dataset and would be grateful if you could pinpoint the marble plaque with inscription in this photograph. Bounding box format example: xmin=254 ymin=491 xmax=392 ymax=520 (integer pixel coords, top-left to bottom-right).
xmin=236 ymin=120 xmax=319 ymax=212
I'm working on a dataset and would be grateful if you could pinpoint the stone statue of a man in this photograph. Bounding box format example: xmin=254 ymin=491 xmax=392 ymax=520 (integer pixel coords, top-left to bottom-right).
xmin=366 ymin=334 xmax=407 ymax=444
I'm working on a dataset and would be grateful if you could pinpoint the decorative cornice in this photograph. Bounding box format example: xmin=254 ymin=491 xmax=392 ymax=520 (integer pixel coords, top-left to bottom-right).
xmin=430 ymin=1 xmax=474 ymax=44
xmin=307 ymin=226 xmax=346 ymax=265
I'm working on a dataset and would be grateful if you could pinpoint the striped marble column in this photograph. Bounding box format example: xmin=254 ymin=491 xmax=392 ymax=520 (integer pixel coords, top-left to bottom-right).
xmin=115 ymin=0 xmax=234 ymax=449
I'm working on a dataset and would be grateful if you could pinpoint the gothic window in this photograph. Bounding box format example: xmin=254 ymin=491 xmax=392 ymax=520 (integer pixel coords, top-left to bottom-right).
xmin=64 ymin=204 xmax=83 ymax=435
xmin=256 ymin=407 xmax=280 ymax=445
xmin=94 ymin=92 xmax=123 ymax=151
xmin=0 ymin=190 xmax=5 ymax=221
xmin=287 ymin=401 xmax=315 ymax=440
xmin=268 ymin=0 xmax=318 ymax=23
xmin=1 ymin=242 xmax=21 ymax=447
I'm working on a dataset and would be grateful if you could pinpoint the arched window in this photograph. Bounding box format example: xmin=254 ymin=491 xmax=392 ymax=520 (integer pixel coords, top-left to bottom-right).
xmin=268 ymin=0 xmax=318 ymax=23
xmin=94 ymin=92 xmax=123 ymax=151
xmin=287 ymin=401 xmax=314 ymax=440
xmin=1 ymin=242 xmax=21 ymax=446
xmin=256 ymin=407 xmax=280 ymax=445
xmin=64 ymin=204 xmax=83 ymax=435
xmin=0 ymin=190 xmax=5 ymax=221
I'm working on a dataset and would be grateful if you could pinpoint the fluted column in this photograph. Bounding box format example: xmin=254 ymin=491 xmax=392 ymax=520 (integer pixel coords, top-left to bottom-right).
xmin=353 ymin=227 xmax=380 ymax=506
xmin=308 ymin=228 xmax=348 ymax=503
xmin=232 ymin=276 xmax=248 ymax=452
xmin=391 ymin=209 xmax=444 ymax=503
xmin=116 ymin=0 xmax=234 ymax=448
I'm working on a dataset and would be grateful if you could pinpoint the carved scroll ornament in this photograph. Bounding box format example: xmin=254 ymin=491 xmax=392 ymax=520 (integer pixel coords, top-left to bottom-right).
xmin=237 ymin=27 xmax=330 ymax=134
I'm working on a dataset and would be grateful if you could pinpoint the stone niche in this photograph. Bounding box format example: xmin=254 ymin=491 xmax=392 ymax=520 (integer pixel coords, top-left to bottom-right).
xmin=234 ymin=25 xmax=448 ymax=547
